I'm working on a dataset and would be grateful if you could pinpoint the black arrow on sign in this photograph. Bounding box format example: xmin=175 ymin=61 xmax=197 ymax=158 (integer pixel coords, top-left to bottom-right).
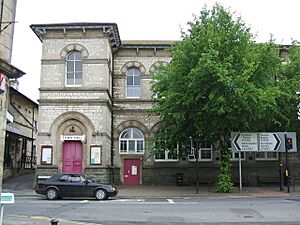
xmin=273 ymin=134 xmax=281 ymax=151
xmin=233 ymin=133 xmax=241 ymax=151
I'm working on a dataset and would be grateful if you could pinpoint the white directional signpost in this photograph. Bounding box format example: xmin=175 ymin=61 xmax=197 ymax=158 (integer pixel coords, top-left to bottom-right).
xmin=231 ymin=132 xmax=296 ymax=193
xmin=233 ymin=133 xmax=258 ymax=152
xmin=232 ymin=132 xmax=281 ymax=152
xmin=259 ymin=133 xmax=281 ymax=151
xmin=0 ymin=193 xmax=14 ymax=225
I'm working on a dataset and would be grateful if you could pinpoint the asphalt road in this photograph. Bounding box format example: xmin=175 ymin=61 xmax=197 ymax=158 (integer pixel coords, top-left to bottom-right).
xmin=3 ymin=195 xmax=300 ymax=225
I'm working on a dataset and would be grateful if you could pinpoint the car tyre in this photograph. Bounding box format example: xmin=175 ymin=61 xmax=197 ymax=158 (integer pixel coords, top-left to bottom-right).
xmin=95 ymin=189 xmax=108 ymax=200
xmin=46 ymin=188 xmax=58 ymax=200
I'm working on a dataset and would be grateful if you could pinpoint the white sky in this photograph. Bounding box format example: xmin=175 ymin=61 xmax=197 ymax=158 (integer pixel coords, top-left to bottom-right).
xmin=11 ymin=0 xmax=300 ymax=102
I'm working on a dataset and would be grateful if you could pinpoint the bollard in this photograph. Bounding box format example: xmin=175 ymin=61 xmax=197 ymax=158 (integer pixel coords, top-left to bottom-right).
xmin=50 ymin=218 xmax=59 ymax=225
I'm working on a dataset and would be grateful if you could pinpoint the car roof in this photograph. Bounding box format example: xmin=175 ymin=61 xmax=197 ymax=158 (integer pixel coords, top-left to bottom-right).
xmin=47 ymin=172 xmax=84 ymax=181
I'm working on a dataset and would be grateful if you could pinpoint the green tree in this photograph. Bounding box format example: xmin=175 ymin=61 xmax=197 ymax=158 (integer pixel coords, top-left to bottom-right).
xmin=151 ymin=4 xmax=300 ymax=192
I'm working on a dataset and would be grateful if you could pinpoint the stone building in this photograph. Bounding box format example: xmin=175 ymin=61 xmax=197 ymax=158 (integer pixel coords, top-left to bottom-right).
xmin=3 ymin=86 xmax=38 ymax=179
xmin=0 ymin=0 xmax=25 ymax=185
xmin=31 ymin=22 xmax=299 ymax=186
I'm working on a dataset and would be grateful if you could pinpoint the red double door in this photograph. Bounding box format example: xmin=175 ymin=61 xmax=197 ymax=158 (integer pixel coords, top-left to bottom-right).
xmin=62 ymin=141 xmax=83 ymax=173
xmin=123 ymin=159 xmax=140 ymax=185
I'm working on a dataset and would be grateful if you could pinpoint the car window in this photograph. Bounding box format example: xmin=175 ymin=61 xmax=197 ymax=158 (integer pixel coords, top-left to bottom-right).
xmin=59 ymin=174 xmax=69 ymax=183
xmin=68 ymin=175 xmax=83 ymax=183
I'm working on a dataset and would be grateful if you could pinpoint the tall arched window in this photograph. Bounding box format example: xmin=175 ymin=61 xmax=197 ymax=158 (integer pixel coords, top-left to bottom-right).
xmin=126 ymin=68 xmax=140 ymax=98
xmin=119 ymin=128 xmax=144 ymax=154
xmin=66 ymin=51 xmax=82 ymax=86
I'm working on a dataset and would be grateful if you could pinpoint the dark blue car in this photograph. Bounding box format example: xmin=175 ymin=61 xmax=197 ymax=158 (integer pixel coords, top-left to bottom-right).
xmin=35 ymin=172 xmax=118 ymax=200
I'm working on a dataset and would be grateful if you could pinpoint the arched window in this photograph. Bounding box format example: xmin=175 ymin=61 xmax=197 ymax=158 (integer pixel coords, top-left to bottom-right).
xmin=119 ymin=128 xmax=144 ymax=154
xmin=126 ymin=68 xmax=140 ymax=98
xmin=66 ymin=51 xmax=82 ymax=86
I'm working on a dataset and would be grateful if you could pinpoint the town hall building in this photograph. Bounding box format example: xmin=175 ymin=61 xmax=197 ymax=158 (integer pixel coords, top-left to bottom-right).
xmin=31 ymin=23 xmax=299 ymax=186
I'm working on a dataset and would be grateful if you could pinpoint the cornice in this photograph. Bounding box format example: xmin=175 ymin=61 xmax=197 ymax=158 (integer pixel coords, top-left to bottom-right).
xmin=30 ymin=23 xmax=121 ymax=53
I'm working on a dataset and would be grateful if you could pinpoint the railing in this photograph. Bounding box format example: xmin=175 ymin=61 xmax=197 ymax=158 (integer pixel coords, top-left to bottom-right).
xmin=24 ymin=156 xmax=36 ymax=169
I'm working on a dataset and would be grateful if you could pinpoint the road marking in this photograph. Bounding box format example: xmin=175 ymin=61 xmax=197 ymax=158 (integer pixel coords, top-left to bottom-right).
xmin=115 ymin=199 xmax=145 ymax=202
xmin=31 ymin=216 xmax=48 ymax=220
xmin=80 ymin=200 xmax=89 ymax=203
xmin=167 ymin=199 xmax=175 ymax=204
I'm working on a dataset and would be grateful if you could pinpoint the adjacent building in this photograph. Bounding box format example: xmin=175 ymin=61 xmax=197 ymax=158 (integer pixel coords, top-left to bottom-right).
xmin=0 ymin=0 xmax=26 ymax=184
xmin=3 ymin=86 xmax=38 ymax=179
xmin=31 ymin=22 xmax=299 ymax=186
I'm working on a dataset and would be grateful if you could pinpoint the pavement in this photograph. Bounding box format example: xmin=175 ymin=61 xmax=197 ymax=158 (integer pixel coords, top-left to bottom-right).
xmin=1 ymin=173 xmax=300 ymax=225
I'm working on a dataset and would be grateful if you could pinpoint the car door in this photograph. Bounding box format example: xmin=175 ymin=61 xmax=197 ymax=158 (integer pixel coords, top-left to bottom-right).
xmin=67 ymin=174 xmax=89 ymax=197
xmin=55 ymin=174 xmax=70 ymax=197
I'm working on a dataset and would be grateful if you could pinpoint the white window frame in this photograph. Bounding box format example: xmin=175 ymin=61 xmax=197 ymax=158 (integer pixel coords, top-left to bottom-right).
xmin=154 ymin=143 xmax=179 ymax=162
xmin=229 ymin=148 xmax=246 ymax=161
xmin=65 ymin=51 xmax=82 ymax=87
xmin=255 ymin=152 xmax=278 ymax=161
xmin=119 ymin=128 xmax=144 ymax=154
xmin=126 ymin=67 xmax=141 ymax=98
xmin=188 ymin=146 xmax=213 ymax=161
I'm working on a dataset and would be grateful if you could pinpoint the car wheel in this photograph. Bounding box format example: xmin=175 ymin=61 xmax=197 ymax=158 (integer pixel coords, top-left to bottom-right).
xmin=95 ymin=189 xmax=108 ymax=200
xmin=46 ymin=188 xmax=58 ymax=200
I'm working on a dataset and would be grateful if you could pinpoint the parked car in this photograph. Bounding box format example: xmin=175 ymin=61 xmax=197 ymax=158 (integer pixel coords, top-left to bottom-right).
xmin=35 ymin=172 xmax=118 ymax=200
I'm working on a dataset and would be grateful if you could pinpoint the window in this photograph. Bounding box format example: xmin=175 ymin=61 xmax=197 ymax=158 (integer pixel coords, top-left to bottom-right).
xmin=67 ymin=174 xmax=85 ymax=183
xmin=230 ymin=149 xmax=246 ymax=161
xmin=66 ymin=51 xmax=82 ymax=86
xmin=154 ymin=141 xmax=178 ymax=161
xmin=200 ymin=147 xmax=212 ymax=160
xmin=119 ymin=128 xmax=144 ymax=154
xmin=126 ymin=68 xmax=141 ymax=98
xmin=59 ymin=175 xmax=69 ymax=183
xmin=189 ymin=142 xmax=212 ymax=161
xmin=255 ymin=152 xmax=278 ymax=160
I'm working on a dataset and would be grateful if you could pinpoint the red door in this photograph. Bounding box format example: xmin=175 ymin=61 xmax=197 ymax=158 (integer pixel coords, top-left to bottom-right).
xmin=124 ymin=159 xmax=140 ymax=185
xmin=63 ymin=141 xmax=82 ymax=173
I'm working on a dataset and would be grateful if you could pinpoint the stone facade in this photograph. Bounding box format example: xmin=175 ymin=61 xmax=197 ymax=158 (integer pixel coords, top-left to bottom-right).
xmin=4 ymin=87 xmax=38 ymax=179
xmin=0 ymin=0 xmax=25 ymax=186
xmin=31 ymin=23 xmax=300 ymax=187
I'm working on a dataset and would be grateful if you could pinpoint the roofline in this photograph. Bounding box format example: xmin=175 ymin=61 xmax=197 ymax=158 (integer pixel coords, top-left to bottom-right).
xmin=121 ymin=40 xmax=175 ymax=49
xmin=30 ymin=23 xmax=121 ymax=51
xmin=0 ymin=59 xmax=25 ymax=79
xmin=9 ymin=87 xmax=39 ymax=106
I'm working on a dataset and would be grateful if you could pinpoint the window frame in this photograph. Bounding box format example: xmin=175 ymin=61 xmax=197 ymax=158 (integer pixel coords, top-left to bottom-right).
xmin=188 ymin=145 xmax=213 ymax=161
xmin=126 ymin=67 xmax=141 ymax=98
xmin=119 ymin=128 xmax=144 ymax=154
xmin=229 ymin=148 xmax=246 ymax=161
xmin=65 ymin=50 xmax=83 ymax=87
xmin=154 ymin=142 xmax=179 ymax=162
xmin=255 ymin=152 xmax=278 ymax=161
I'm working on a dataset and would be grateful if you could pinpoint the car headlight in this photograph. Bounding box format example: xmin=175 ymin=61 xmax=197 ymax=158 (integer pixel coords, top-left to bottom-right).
xmin=111 ymin=187 xmax=116 ymax=191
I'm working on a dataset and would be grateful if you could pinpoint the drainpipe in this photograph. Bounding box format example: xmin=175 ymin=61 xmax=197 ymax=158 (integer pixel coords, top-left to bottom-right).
xmin=0 ymin=0 xmax=4 ymax=37
xmin=110 ymin=51 xmax=115 ymax=184
xmin=30 ymin=106 xmax=35 ymax=168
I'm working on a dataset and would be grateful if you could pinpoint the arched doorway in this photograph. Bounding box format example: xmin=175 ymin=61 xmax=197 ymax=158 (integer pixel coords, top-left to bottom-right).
xmin=58 ymin=121 xmax=87 ymax=173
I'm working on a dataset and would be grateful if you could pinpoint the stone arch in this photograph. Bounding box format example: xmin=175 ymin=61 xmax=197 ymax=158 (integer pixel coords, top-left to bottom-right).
xmin=50 ymin=111 xmax=95 ymax=136
xmin=120 ymin=61 xmax=146 ymax=75
xmin=149 ymin=61 xmax=168 ymax=74
xmin=149 ymin=122 xmax=161 ymax=136
xmin=60 ymin=43 xmax=89 ymax=59
xmin=114 ymin=120 xmax=149 ymax=139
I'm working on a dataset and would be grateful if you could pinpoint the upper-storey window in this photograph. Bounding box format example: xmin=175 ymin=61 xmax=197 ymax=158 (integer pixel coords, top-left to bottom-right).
xmin=66 ymin=51 xmax=82 ymax=86
xmin=126 ymin=68 xmax=141 ymax=98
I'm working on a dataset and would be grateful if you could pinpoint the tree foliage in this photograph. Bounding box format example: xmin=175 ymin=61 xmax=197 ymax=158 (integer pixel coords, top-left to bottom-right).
xmin=151 ymin=4 xmax=300 ymax=192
